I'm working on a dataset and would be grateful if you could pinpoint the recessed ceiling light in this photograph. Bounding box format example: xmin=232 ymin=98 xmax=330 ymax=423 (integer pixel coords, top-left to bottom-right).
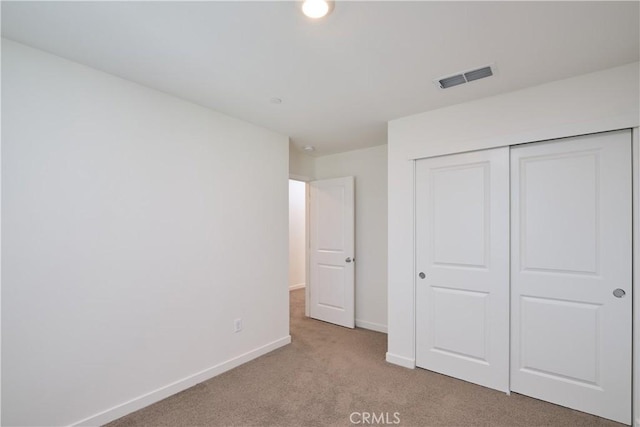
xmin=301 ymin=0 xmax=334 ymax=19
xmin=270 ymin=97 xmax=282 ymax=104
xmin=303 ymin=145 xmax=315 ymax=152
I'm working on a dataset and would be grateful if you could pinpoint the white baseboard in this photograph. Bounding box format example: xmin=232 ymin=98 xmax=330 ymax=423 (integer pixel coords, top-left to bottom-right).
xmin=355 ymin=319 xmax=388 ymax=333
xmin=385 ymin=352 xmax=415 ymax=369
xmin=289 ymin=283 xmax=306 ymax=291
xmin=71 ymin=335 xmax=292 ymax=427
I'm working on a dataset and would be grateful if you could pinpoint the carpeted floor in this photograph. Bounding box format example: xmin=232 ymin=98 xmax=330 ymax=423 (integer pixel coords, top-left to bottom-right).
xmin=107 ymin=289 xmax=622 ymax=426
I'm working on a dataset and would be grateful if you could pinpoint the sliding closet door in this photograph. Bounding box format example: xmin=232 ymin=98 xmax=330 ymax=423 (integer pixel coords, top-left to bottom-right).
xmin=510 ymin=130 xmax=632 ymax=424
xmin=416 ymin=147 xmax=509 ymax=392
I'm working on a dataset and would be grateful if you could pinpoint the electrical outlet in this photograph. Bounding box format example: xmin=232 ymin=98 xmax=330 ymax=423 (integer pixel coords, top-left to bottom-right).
xmin=234 ymin=318 xmax=242 ymax=333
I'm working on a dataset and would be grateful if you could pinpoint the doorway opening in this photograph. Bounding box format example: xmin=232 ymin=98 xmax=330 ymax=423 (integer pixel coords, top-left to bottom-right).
xmin=288 ymin=179 xmax=308 ymax=319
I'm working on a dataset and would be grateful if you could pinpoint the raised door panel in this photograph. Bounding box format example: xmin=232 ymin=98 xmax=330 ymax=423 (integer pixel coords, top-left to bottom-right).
xmin=519 ymin=297 xmax=600 ymax=385
xmin=431 ymin=164 xmax=488 ymax=268
xmin=519 ymin=153 xmax=598 ymax=274
xmin=432 ymin=288 xmax=489 ymax=363
xmin=316 ymin=185 xmax=346 ymax=253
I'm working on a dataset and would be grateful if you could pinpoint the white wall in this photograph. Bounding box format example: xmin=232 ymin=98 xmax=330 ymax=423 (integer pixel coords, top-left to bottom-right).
xmin=1 ymin=39 xmax=290 ymax=426
xmin=387 ymin=62 xmax=640 ymax=368
xmin=315 ymin=145 xmax=388 ymax=332
xmin=289 ymin=142 xmax=315 ymax=180
xmin=288 ymin=180 xmax=306 ymax=290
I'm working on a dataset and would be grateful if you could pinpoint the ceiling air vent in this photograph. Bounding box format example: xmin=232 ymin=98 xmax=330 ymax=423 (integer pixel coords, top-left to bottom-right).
xmin=437 ymin=65 xmax=494 ymax=89
xmin=438 ymin=74 xmax=466 ymax=89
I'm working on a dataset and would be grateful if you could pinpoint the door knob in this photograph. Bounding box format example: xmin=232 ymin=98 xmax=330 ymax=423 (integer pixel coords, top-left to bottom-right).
xmin=613 ymin=288 xmax=626 ymax=298
xmin=418 ymin=272 xmax=426 ymax=279
xmin=345 ymin=257 xmax=352 ymax=263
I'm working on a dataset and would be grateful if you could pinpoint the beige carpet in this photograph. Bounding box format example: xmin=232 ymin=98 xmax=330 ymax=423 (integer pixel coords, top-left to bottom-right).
xmin=107 ymin=289 xmax=621 ymax=426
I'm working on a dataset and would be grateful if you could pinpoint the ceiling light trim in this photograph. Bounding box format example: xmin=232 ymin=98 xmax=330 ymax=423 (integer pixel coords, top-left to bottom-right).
xmin=301 ymin=0 xmax=335 ymax=19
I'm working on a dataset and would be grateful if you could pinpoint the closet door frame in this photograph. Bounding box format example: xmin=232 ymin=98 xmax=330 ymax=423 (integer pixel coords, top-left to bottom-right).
xmin=411 ymin=127 xmax=638 ymax=425
xmin=633 ymin=127 xmax=639 ymax=427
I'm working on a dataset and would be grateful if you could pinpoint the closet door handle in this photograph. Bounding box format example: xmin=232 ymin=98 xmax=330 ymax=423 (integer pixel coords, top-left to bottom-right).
xmin=418 ymin=272 xmax=426 ymax=279
xmin=613 ymin=288 xmax=626 ymax=298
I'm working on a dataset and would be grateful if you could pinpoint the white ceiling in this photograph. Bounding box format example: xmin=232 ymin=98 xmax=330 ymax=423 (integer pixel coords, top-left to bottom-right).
xmin=2 ymin=1 xmax=639 ymax=156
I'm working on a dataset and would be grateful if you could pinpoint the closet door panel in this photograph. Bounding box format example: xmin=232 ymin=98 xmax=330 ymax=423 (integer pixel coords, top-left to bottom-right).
xmin=510 ymin=130 xmax=632 ymax=424
xmin=416 ymin=147 xmax=509 ymax=392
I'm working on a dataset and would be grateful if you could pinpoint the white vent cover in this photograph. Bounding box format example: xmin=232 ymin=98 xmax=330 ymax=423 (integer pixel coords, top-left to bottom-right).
xmin=436 ymin=65 xmax=494 ymax=89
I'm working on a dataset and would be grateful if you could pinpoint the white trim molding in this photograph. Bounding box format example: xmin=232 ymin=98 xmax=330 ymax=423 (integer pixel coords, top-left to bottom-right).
xmin=633 ymin=127 xmax=639 ymax=427
xmin=289 ymin=173 xmax=312 ymax=182
xmin=385 ymin=352 xmax=415 ymax=369
xmin=356 ymin=319 xmax=388 ymax=334
xmin=71 ymin=336 xmax=291 ymax=427
xmin=406 ymin=113 xmax=639 ymax=161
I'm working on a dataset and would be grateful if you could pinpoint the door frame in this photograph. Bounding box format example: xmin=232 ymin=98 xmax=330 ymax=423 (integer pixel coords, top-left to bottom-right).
xmin=633 ymin=128 xmax=639 ymax=427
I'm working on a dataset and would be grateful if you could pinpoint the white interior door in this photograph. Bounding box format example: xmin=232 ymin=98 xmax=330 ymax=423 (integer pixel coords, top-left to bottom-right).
xmin=309 ymin=177 xmax=355 ymax=328
xmin=510 ymin=130 xmax=632 ymax=424
xmin=416 ymin=147 xmax=510 ymax=392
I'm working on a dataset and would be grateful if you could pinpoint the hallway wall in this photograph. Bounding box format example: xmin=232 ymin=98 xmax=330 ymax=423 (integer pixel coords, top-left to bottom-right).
xmin=289 ymin=180 xmax=306 ymax=290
